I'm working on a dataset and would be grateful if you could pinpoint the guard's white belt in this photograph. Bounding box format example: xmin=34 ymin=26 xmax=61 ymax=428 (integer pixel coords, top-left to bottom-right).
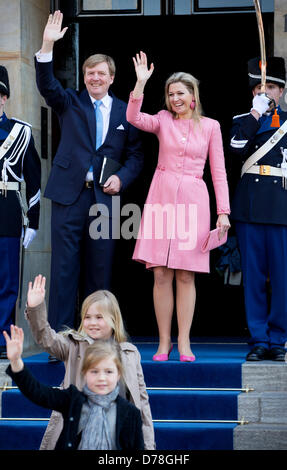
xmin=245 ymin=164 xmax=283 ymax=177
xmin=0 ymin=181 xmax=20 ymax=190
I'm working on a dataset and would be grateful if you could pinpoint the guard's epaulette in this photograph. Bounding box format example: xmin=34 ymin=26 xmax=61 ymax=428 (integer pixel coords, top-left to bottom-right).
xmin=232 ymin=112 xmax=250 ymax=120
xmin=11 ymin=117 xmax=32 ymax=127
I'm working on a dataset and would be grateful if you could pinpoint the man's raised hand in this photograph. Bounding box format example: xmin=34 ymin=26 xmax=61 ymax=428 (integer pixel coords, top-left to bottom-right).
xmin=42 ymin=10 xmax=68 ymax=46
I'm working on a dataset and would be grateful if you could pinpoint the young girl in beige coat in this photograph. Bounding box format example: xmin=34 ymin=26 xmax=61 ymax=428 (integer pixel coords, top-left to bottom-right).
xmin=25 ymin=275 xmax=155 ymax=450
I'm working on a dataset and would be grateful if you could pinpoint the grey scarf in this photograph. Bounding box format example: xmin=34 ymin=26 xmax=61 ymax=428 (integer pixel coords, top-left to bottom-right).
xmin=78 ymin=384 xmax=119 ymax=450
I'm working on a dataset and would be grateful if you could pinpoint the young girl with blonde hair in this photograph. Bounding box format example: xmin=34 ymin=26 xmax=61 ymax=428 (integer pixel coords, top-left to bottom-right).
xmin=25 ymin=274 xmax=155 ymax=450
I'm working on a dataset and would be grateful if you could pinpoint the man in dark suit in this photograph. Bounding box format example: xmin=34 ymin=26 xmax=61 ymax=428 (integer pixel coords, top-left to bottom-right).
xmin=36 ymin=11 xmax=144 ymax=331
xmin=230 ymin=57 xmax=287 ymax=362
xmin=0 ymin=66 xmax=41 ymax=358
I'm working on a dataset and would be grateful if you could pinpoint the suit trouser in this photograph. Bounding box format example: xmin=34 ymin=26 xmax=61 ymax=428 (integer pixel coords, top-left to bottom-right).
xmin=236 ymin=221 xmax=287 ymax=349
xmin=0 ymin=237 xmax=20 ymax=346
xmin=48 ymin=186 xmax=116 ymax=331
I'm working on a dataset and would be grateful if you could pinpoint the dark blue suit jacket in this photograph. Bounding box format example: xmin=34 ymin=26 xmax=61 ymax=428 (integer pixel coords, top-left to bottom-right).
xmin=35 ymin=60 xmax=144 ymax=210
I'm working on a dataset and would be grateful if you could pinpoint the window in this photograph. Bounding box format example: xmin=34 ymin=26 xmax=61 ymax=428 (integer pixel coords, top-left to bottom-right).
xmin=193 ymin=0 xmax=273 ymax=13
xmin=78 ymin=0 xmax=142 ymax=15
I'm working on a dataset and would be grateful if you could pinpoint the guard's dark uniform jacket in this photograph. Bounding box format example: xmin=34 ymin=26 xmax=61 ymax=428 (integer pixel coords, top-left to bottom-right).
xmin=230 ymin=106 xmax=287 ymax=225
xmin=0 ymin=113 xmax=41 ymax=236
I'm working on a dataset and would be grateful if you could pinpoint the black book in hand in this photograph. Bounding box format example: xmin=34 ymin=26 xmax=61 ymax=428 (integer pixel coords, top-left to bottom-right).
xmin=99 ymin=156 xmax=122 ymax=186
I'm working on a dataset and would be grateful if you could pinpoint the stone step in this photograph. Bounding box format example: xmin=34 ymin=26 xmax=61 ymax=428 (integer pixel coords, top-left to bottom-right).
xmin=242 ymin=362 xmax=287 ymax=391
xmin=0 ymin=360 xmax=10 ymax=389
xmin=234 ymin=423 xmax=287 ymax=450
xmin=238 ymin=391 xmax=287 ymax=424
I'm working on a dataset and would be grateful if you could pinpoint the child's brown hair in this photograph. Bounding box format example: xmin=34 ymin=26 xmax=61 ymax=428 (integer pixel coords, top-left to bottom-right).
xmin=81 ymin=339 xmax=123 ymax=377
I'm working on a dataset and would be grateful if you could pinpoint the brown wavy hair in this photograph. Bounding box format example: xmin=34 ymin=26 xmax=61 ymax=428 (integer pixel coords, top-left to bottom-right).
xmin=81 ymin=339 xmax=123 ymax=377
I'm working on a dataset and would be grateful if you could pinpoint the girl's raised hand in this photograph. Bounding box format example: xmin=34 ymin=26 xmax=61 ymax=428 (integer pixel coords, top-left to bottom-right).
xmin=3 ymin=325 xmax=24 ymax=363
xmin=133 ymin=51 xmax=154 ymax=83
xmin=27 ymin=275 xmax=46 ymax=308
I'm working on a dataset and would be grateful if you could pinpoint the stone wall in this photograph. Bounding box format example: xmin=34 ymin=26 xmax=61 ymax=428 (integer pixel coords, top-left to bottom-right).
xmin=275 ymin=0 xmax=287 ymax=110
xmin=0 ymin=0 xmax=51 ymax=355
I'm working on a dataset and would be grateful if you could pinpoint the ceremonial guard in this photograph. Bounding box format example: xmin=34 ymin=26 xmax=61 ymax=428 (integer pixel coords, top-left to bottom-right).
xmin=230 ymin=57 xmax=287 ymax=361
xmin=0 ymin=66 xmax=41 ymax=358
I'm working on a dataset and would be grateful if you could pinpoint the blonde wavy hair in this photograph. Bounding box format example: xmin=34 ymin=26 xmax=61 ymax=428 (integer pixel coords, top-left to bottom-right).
xmin=77 ymin=290 xmax=128 ymax=343
xmin=165 ymin=72 xmax=203 ymax=122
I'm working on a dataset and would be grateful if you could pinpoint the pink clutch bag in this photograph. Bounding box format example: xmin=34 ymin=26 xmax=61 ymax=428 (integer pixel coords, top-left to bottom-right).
xmin=201 ymin=228 xmax=227 ymax=253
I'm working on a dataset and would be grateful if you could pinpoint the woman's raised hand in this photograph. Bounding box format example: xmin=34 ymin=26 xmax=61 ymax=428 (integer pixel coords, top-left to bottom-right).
xmin=133 ymin=51 xmax=154 ymax=84
xmin=27 ymin=275 xmax=46 ymax=308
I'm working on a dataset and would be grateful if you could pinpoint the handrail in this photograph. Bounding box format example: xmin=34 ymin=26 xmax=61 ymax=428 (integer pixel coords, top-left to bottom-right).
xmin=0 ymin=417 xmax=249 ymax=425
xmin=0 ymin=384 xmax=255 ymax=392
xmin=147 ymin=387 xmax=254 ymax=392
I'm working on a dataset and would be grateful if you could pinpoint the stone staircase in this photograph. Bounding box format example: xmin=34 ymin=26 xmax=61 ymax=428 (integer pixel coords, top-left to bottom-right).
xmin=0 ymin=344 xmax=286 ymax=450
xmin=234 ymin=361 xmax=287 ymax=450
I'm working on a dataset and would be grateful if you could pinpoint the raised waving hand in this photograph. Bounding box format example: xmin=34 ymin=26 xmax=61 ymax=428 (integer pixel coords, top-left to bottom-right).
xmin=3 ymin=325 xmax=24 ymax=372
xmin=132 ymin=51 xmax=154 ymax=98
xmin=41 ymin=10 xmax=68 ymax=53
xmin=133 ymin=51 xmax=154 ymax=83
xmin=27 ymin=274 xmax=46 ymax=308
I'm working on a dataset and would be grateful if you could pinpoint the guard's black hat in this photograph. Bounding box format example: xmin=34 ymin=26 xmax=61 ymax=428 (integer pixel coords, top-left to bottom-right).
xmin=248 ymin=56 xmax=286 ymax=89
xmin=0 ymin=66 xmax=10 ymax=98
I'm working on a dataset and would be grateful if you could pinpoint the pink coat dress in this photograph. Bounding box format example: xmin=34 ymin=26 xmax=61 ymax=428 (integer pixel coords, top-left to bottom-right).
xmin=126 ymin=93 xmax=230 ymax=273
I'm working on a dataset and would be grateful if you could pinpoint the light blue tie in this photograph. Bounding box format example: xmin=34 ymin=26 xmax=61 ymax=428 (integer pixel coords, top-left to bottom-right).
xmin=95 ymin=100 xmax=103 ymax=150
xmin=89 ymin=100 xmax=103 ymax=174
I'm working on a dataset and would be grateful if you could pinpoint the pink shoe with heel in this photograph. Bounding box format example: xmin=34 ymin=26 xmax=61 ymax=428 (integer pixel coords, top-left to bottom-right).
xmin=180 ymin=353 xmax=196 ymax=362
xmin=153 ymin=344 xmax=173 ymax=361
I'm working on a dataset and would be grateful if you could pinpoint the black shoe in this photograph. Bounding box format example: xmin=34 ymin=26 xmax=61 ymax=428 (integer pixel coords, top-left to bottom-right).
xmin=246 ymin=345 xmax=269 ymax=361
xmin=269 ymin=347 xmax=286 ymax=362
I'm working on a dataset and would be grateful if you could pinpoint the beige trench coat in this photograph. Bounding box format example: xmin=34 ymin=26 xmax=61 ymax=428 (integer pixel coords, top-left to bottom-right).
xmin=25 ymin=301 xmax=155 ymax=450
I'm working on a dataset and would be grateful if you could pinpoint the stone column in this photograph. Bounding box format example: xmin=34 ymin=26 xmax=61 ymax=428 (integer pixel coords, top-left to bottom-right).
xmin=0 ymin=0 xmax=51 ymax=355
xmin=274 ymin=0 xmax=287 ymax=110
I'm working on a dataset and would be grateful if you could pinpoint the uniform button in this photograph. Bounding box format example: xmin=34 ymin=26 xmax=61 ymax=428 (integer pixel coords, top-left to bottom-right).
xmin=68 ymin=443 xmax=72 ymax=447
xmin=255 ymin=178 xmax=259 ymax=182
xmin=274 ymin=180 xmax=278 ymax=183
xmin=70 ymin=417 xmax=74 ymax=421
xmin=277 ymin=164 xmax=281 ymax=168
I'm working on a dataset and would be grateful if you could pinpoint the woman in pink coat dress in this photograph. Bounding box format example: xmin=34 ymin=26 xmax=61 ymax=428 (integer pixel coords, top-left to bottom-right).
xmin=126 ymin=52 xmax=231 ymax=361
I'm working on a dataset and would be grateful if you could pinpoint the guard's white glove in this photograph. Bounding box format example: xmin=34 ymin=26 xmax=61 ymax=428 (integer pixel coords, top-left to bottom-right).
xmin=251 ymin=94 xmax=271 ymax=116
xmin=23 ymin=228 xmax=37 ymax=249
